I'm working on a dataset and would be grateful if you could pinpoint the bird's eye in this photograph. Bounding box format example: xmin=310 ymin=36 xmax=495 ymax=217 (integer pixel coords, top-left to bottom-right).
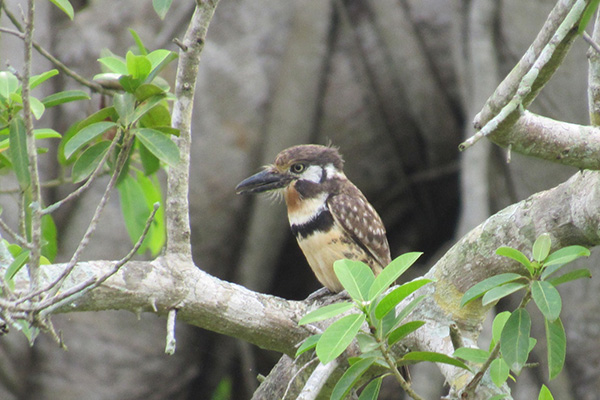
xmin=290 ymin=163 xmax=306 ymax=174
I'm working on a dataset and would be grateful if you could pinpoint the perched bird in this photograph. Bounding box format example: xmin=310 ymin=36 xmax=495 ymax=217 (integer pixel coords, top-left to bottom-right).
xmin=236 ymin=144 xmax=391 ymax=292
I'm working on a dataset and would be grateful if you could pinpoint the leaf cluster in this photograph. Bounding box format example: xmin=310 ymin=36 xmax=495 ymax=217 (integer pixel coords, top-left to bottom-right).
xmin=296 ymin=253 xmax=469 ymax=399
xmin=457 ymin=234 xmax=590 ymax=392
xmin=60 ymin=31 xmax=179 ymax=255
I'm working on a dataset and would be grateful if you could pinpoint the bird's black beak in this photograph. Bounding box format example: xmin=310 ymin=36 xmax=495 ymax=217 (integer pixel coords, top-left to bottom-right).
xmin=235 ymin=167 xmax=290 ymax=194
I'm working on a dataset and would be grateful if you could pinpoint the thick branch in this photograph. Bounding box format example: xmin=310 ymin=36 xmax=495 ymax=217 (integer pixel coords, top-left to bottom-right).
xmin=487 ymin=111 xmax=600 ymax=170
xmin=30 ymin=255 xmax=307 ymax=355
xmin=10 ymin=171 xmax=598 ymax=399
xmin=407 ymin=171 xmax=600 ymax=398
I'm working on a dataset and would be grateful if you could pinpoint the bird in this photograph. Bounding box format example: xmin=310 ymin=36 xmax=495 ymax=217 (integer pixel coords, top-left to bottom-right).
xmin=235 ymin=144 xmax=391 ymax=293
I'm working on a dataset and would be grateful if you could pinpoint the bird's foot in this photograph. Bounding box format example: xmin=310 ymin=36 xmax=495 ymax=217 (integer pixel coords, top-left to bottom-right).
xmin=305 ymin=287 xmax=350 ymax=304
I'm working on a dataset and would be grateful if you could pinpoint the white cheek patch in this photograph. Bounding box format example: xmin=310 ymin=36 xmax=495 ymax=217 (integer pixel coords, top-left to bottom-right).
xmin=300 ymin=165 xmax=323 ymax=183
xmin=324 ymin=164 xmax=345 ymax=180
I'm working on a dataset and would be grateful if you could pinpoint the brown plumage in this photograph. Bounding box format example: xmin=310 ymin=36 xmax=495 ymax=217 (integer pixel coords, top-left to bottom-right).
xmin=236 ymin=144 xmax=391 ymax=292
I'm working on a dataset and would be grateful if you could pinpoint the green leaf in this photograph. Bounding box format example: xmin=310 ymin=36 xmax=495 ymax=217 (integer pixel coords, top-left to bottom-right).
xmin=333 ymin=259 xmax=375 ymax=302
xmin=117 ymin=174 xmax=153 ymax=253
xmin=48 ymin=0 xmax=74 ymax=19
xmin=541 ymin=245 xmax=590 ymax=279
xmin=401 ymin=352 xmax=470 ymax=370
xmin=548 ymin=268 xmax=592 ymax=286
xmin=30 ymin=70 xmax=59 ymax=89
xmin=29 ymin=96 xmax=45 ymax=120
xmin=134 ymin=83 xmax=166 ymax=102
xmin=375 ymin=279 xmax=431 ymax=319
xmin=368 ymin=252 xmax=422 ymax=301
xmin=145 ymin=50 xmax=178 ymax=83
xmin=545 ymin=317 xmax=566 ymax=380
xmin=481 ymin=282 xmax=528 ymax=306
xmin=358 ymin=378 xmax=382 ymax=400
xmin=295 ymin=334 xmax=321 ymax=357
xmin=356 ymin=333 xmax=379 ymax=353
xmin=0 ymin=71 xmax=19 ymax=100
xmin=33 ymin=129 xmax=62 ymax=140
xmin=579 ymin=0 xmax=600 ymax=34
xmin=126 ymin=51 xmax=152 ymax=80
xmin=9 ymin=118 xmax=30 ymax=190
xmin=531 ymin=281 xmax=562 ymax=322
xmin=500 ymin=309 xmax=531 ymax=375
xmin=331 ymin=357 xmax=375 ymax=400
xmin=138 ymin=140 xmax=160 ymax=175
xmin=59 ymin=107 xmax=117 ymax=164
xmin=140 ymin=103 xmax=172 ymax=128
xmin=316 ymin=313 xmax=365 ymax=364
xmin=489 ymin=358 xmax=510 ymax=387
xmin=461 ymin=273 xmax=523 ymax=307
xmin=41 ymin=214 xmax=57 ymax=262
xmin=98 ymin=56 xmax=128 ymax=75
xmin=129 ymin=29 xmax=148 ymax=56
xmin=134 ymin=128 xmax=180 ymax=166
xmin=387 ymin=320 xmax=425 ymax=346
xmin=528 ymin=337 xmax=537 ymax=353
xmin=543 ymin=245 xmax=590 ymax=267
xmin=359 ymin=378 xmax=382 ymax=400
xmin=75 ymin=106 xmax=118 ymax=131
xmin=64 ymin=121 xmax=118 ymax=159
xmin=135 ymin=172 xmax=165 ymax=256
xmin=114 ymin=93 xmax=136 ymax=125
xmin=298 ymin=302 xmax=354 ymax=325
xmin=386 ymin=295 xmax=427 ymax=336
xmin=131 ymin=94 xmax=166 ymax=124
xmin=5 ymin=250 xmax=30 ymax=282
xmin=532 ymin=233 xmax=552 ymax=262
xmin=72 ymin=141 xmax=111 ymax=183
xmin=42 ymin=90 xmax=90 ymax=108
xmin=153 ymin=0 xmax=174 ymax=19
xmin=452 ymin=347 xmax=489 ymax=364
xmin=492 ymin=311 xmax=511 ymax=346
xmin=496 ymin=246 xmax=533 ymax=275
xmin=538 ymin=384 xmax=554 ymax=400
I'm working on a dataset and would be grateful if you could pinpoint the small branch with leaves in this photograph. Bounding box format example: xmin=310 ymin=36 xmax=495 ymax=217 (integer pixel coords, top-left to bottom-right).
xmin=455 ymin=234 xmax=590 ymax=399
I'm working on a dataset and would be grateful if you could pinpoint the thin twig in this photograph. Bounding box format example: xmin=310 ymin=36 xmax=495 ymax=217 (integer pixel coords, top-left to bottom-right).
xmin=37 ymin=202 xmax=160 ymax=316
xmin=283 ymin=357 xmax=319 ymax=400
xmin=0 ymin=175 xmax=89 ymax=194
xmin=16 ymin=131 xmax=133 ymax=304
xmin=463 ymin=289 xmax=533 ymax=396
xmin=583 ymin=31 xmax=600 ymax=54
xmin=460 ymin=0 xmax=588 ymax=150
xmin=0 ymin=218 xmax=29 ymax=248
xmin=165 ymin=308 xmax=177 ymax=354
xmin=378 ymin=339 xmax=424 ymax=400
xmin=296 ymin=360 xmax=339 ymax=400
xmin=462 ymin=342 xmax=501 ymax=396
xmin=1 ymin=3 xmax=111 ymax=95
xmin=42 ymin=132 xmax=120 ymax=214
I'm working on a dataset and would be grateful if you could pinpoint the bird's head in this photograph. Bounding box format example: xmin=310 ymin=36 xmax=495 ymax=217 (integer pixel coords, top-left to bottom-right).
xmin=235 ymin=144 xmax=345 ymax=196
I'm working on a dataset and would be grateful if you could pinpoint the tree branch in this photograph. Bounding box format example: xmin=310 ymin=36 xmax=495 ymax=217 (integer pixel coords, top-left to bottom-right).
xmin=484 ymin=110 xmax=600 ymax=170
xmin=6 ymin=170 xmax=598 ymax=398
xmin=167 ymin=1 xmax=220 ymax=258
